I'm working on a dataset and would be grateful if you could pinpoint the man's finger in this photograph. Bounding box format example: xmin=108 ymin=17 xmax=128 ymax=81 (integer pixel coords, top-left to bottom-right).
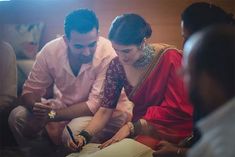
xmin=33 ymin=112 xmax=48 ymax=117
xmin=34 ymin=103 xmax=52 ymax=110
xmin=33 ymin=108 xmax=49 ymax=113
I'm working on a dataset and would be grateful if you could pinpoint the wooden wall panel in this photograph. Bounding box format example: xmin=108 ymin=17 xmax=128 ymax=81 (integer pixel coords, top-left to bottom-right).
xmin=0 ymin=0 xmax=234 ymax=49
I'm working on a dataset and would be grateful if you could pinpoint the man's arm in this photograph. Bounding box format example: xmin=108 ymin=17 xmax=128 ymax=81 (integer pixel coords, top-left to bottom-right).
xmin=52 ymin=102 xmax=93 ymax=121
xmin=21 ymin=92 xmax=41 ymax=111
xmin=21 ymin=46 xmax=53 ymax=111
xmin=49 ymin=63 xmax=106 ymax=121
xmin=53 ymin=41 xmax=116 ymax=121
xmin=48 ymin=57 xmax=108 ymax=121
xmin=153 ymin=141 xmax=187 ymax=157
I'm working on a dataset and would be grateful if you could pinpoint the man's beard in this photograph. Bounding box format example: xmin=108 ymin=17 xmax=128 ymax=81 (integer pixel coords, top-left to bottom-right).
xmin=77 ymin=53 xmax=94 ymax=64
xmin=189 ymin=87 xmax=207 ymax=124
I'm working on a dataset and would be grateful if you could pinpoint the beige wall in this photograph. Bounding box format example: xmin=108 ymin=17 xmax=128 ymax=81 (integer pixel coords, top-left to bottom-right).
xmin=0 ymin=0 xmax=234 ymax=49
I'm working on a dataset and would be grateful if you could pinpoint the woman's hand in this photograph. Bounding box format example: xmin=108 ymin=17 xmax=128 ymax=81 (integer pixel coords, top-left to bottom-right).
xmin=99 ymin=123 xmax=131 ymax=149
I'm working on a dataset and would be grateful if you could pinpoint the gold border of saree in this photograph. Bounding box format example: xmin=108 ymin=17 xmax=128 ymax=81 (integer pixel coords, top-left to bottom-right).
xmin=129 ymin=43 xmax=181 ymax=99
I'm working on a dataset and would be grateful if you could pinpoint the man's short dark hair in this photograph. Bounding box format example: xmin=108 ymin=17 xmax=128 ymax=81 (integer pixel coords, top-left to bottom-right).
xmin=191 ymin=25 xmax=235 ymax=97
xmin=64 ymin=8 xmax=99 ymax=39
xmin=181 ymin=2 xmax=235 ymax=34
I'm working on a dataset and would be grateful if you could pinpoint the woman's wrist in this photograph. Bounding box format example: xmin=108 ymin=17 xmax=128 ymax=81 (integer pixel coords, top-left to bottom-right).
xmin=79 ymin=130 xmax=92 ymax=145
xmin=127 ymin=122 xmax=135 ymax=137
xmin=133 ymin=119 xmax=142 ymax=136
xmin=129 ymin=119 xmax=150 ymax=137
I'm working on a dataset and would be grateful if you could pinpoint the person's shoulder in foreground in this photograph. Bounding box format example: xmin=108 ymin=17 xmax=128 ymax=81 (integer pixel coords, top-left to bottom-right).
xmin=184 ymin=25 xmax=235 ymax=157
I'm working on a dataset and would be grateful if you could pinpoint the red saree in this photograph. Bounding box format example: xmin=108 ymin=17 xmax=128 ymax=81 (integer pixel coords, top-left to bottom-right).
xmin=100 ymin=44 xmax=193 ymax=149
xmin=131 ymin=45 xmax=193 ymax=149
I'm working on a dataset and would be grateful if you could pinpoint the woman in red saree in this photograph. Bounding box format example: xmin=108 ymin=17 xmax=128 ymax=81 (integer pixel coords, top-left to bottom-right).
xmin=99 ymin=43 xmax=193 ymax=149
xmin=67 ymin=13 xmax=193 ymax=152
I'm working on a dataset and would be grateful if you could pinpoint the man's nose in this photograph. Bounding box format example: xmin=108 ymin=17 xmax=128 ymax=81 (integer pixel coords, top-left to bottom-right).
xmin=82 ymin=47 xmax=91 ymax=56
xmin=120 ymin=52 xmax=128 ymax=58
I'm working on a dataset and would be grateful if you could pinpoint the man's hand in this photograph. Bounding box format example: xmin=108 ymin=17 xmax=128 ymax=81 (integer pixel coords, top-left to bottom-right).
xmin=98 ymin=123 xmax=131 ymax=149
xmin=153 ymin=140 xmax=182 ymax=157
xmin=32 ymin=102 xmax=52 ymax=121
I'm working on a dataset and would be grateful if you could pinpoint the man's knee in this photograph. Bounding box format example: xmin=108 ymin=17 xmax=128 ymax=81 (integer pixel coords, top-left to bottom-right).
xmin=8 ymin=106 xmax=29 ymax=130
xmin=8 ymin=106 xmax=39 ymax=138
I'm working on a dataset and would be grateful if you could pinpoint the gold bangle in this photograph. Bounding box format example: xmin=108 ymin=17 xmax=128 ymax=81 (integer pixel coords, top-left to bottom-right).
xmin=140 ymin=119 xmax=149 ymax=134
xmin=127 ymin=122 xmax=135 ymax=136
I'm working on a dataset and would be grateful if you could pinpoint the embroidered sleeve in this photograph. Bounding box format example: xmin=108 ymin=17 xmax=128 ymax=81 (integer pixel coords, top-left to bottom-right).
xmin=100 ymin=57 xmax=124 ymax=109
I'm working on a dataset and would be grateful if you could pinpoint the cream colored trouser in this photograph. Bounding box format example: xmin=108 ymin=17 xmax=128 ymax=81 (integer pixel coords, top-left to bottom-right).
xmin=8 ymin=106 xmax=128 ymax=156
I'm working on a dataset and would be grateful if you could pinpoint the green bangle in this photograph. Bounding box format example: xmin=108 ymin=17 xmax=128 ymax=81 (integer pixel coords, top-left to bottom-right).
xmin=133 ymin=120 xmax=142 ymax=136
xmin=79 ymin=130 xmax=92 ymax=144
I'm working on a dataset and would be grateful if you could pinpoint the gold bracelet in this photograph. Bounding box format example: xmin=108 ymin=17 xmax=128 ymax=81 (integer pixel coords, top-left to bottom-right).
xmin=140 ymin=119 xmax=149 ymax=134
xmin=127 ymin=122 xmax=135 ymax=136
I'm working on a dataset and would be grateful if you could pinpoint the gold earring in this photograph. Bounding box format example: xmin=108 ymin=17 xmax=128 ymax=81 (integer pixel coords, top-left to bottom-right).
xmin=143 ymin=37 xmax=147 ymax=42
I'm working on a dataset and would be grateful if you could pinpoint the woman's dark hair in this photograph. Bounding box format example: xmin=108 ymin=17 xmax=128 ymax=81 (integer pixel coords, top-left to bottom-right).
xmin=64 ymin=8 xmax=99 ymax=39
xmin=181 ymin=2 xmax=235 ymax=34
xmin=108 ymin=13 xmax=152 ymax=46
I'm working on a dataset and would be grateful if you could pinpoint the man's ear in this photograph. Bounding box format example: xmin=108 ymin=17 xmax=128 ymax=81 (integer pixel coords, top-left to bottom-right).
xmin=63 ymin=36 xmax=69 ymax=45
xmin=198 ymin=71 xmax=218 ymax=99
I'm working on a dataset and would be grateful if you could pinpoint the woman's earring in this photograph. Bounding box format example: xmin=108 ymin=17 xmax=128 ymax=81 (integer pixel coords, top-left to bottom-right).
xmin=140 ymin=37 xmax=147 ymax=50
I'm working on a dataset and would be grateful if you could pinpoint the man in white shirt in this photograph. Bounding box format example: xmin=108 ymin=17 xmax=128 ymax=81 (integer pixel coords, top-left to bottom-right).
xmin=183 ymin=25 xmax=235 ymax=157
xmin=8 ymin=9 xmax=132 ymax=156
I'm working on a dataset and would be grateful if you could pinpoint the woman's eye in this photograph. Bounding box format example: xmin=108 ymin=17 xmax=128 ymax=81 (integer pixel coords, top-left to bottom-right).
xmin=122 ymin=50 xmax=130 ymax=53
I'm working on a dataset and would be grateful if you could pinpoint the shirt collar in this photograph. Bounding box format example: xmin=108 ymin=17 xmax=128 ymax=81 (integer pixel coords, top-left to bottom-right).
xmin=197 ymin=97 xmax=235 ymax=133
xmin=62 ymin=47 xmax=92 ymax=77
xmin=62 ymin=36 xmax=105 ymax=77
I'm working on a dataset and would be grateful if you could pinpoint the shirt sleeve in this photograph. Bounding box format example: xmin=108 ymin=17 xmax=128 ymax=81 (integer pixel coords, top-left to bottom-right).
xmin=86 ymin=38 xmax=117 ymax=113
xmin=100 ymin=58 xmax=124 ymax=109
xmin=85 ymin=59 xmax=110 ymax=113
xmin=0 ymin=42 xmax=17 ymax=110
xmin=22 ymin=47 xmax=54 ymax=98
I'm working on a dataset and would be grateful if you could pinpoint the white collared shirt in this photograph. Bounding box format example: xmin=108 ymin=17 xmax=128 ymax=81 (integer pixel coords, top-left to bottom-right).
xmin=23 ymin=36 xmax=117 ymax=113
xmin=188 ymin=97 xmax=235 ymax=157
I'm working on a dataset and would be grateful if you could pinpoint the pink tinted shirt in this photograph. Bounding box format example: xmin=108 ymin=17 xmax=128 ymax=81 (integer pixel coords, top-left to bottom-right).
xmin=22 ymin=36 xmax=132 ymax=144
xmin=23 ymin=36 xmax=117 ymax=113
